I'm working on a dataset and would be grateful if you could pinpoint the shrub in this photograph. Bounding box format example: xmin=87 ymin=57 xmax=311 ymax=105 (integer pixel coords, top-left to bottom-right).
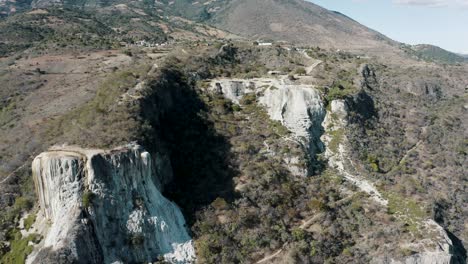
xmin=82 ymin=191 xmax=95 ymax=208
xmin=13 ymin=197 xmax=32 ymax=212
xmin=129 ymin=234 xmax=145 ymax=246
xmin=211 ymin=197 xmax=228 ymax=210
xmin=295 ymin=67 xmax=307 ymax=75
xmin=1 ymin=230 xmax=41 ymax=264
xmin=308 ymin=199 xmax=328 ymax=212
xmin=292 ymin=228 xmax=305 ymax=241
xmin=23 ymin=213 xmax=36 ymax=231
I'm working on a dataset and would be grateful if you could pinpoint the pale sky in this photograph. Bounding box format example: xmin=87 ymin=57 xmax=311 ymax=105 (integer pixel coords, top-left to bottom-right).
xmin=310 ymin=0 xmax=468 ymax=54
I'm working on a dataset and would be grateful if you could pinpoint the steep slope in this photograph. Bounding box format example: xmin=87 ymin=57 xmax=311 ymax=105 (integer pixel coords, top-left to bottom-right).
xmin=0 ymin=37 xmax=466 ymax=263
xmin=413 ymin=44 xmax=466 ymax=63
xmin=1 ymin=0 xmax=400 ymax=56
xmin=205 ymin=0 xmax=399 ymax=54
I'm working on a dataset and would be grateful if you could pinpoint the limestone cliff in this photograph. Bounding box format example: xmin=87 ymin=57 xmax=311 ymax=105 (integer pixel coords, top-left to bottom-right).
xmin=28 ymin=144 xmax=195 ymax=264
xmin=211 ymin=78 xmax=325 ymax=176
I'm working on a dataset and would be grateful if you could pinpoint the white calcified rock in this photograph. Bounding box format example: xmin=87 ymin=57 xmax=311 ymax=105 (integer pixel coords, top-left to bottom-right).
xmin=28 ymin=144 xmax=195 ymax=264
xmin=211 ymin=78 xmax=325 ymax=177
xmin=258 ymin=84 xmax=325 ymax=154
xmin=211 ymin=78 xmax=325 ymax=154
xmin=210 ymin=78 xmax=257 ymax=103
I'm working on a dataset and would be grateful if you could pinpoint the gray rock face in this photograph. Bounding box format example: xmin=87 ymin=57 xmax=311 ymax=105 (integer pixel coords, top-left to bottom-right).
xmin=28 ymin=144 xmax=195 ymax=264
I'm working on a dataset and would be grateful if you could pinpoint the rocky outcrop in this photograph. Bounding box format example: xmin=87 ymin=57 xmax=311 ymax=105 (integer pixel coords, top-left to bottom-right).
xmin=211 ymin=78 xmax=325 ymax=154
xmin=211 ymin=78 xmax=325 ymax=177
xmin=28 ymin=144 xmax=195 ymax=264
xmin=258 ymin=83 xmax=325 ymax=155
xmin=321 ymin=100 xmax=388 ymax=205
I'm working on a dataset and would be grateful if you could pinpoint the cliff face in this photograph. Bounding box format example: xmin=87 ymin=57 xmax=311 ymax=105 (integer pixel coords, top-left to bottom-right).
xmin=29 ymin=144 xmax=195 ymax=264
xmin=211 ymin=78 xmax=325 ymax=176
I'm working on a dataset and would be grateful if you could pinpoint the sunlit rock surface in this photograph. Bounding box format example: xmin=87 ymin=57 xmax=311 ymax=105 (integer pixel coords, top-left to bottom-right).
xmin=28 ymin=144 xmax=195 ymax=264
xmin=211 ymin=78 xmax=325 ymax=153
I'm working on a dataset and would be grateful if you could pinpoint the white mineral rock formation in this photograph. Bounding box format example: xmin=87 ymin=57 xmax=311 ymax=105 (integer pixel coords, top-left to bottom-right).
xmin=211 ymin=78 xmax=325 ymax=177
xmin=258 ymin=83 xmax=325 ymax=154
xmin=211 ymin=78 xmax=325 ymax=154
xmin=28 ymin=144 xmax=195 ymax=264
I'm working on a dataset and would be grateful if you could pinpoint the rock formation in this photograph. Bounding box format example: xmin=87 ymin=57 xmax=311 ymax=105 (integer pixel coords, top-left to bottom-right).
xmin=28 ymin=144 xmax=195 ymax=264
xmin=211 ymin=78 xmax=325 ymax=156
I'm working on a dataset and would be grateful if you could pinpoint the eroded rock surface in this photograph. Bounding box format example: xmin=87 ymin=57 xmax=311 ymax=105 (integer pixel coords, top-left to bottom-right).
xmin=28 ymin=144 xmax=195 ymax=264
xmin=211 ymin=78 xmax=325 ymax=157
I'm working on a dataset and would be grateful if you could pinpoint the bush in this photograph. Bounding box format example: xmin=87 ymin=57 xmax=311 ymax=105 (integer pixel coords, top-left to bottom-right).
xmin=13 ymin=197 xmax=32 ymax=212
xmin=23 ymin=213 xmax=36 ymax=231
xmin=295 ymin=67 xmax=306 ymax=75
xmin=82 ymin=191 xmax=95 ymax=208
xmin=1 ymin=229 xmax=41 ymax=264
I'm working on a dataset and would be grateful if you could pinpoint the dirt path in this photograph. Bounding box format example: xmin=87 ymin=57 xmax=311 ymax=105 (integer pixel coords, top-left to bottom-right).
xmin=255 ymin=246 xmax=286 ymax=264
xmin=300 ymin=49 xmax=322 ymax=74
xmin=0 ymin=155 xmax=35 ymax=185
xmin=397 ymin=140 xmax=422 ymax=166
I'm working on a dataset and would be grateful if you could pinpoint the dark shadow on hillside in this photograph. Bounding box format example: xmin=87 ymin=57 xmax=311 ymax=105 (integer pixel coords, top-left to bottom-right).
xmin=141 ymin=67 xmax=238 ymax=225
xmin=446 ymin=230 xmax=467 ymax=264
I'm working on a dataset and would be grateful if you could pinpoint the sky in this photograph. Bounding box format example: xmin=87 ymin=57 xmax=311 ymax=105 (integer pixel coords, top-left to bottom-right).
xmin=309 ymin=0 xmax=468 ymax=54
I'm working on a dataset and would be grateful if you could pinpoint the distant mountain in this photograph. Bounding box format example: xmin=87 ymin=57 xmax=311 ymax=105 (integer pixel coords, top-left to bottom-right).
xmin=1 ymin=0 xmax=400 ymax=55
xmin=408 ymin=44 xmax=466 ymax=64
xmin=1 ymin=0 xmax=463 ymax=62
xmin=203 ymin=0 xmax=400 ymax=54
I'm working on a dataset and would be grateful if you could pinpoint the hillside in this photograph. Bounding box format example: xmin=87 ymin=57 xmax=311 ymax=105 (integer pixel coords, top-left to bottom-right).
xmin=2 ymin=0 xmax=400 ymax=55
xmin=205 ymin=0 xmax=399 ymax=54
xmin=401 ymin=44 xmax=467 ymax=64
xmin=0 ymin=1 xmax=467 ymax=264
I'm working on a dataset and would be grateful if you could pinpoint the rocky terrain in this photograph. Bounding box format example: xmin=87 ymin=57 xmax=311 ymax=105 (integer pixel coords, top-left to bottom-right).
xmin=0 ymin=1 xmax=467 ymax=264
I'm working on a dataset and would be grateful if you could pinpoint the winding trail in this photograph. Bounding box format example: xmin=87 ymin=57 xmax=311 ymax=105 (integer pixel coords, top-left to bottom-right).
xmin=0 ymin=155 xmax=36 ymax=185
xmin=255 ymin=247 xmax=285 ymax=264
xmin=299 ymin=49 xmax=322 ymax=74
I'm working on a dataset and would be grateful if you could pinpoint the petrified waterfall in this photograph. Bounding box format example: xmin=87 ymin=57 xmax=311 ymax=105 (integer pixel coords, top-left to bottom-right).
xmin=211 ymin=78 xmax=325 ymax=176
xmin=28 ymin=144 xmax=195 ymax=264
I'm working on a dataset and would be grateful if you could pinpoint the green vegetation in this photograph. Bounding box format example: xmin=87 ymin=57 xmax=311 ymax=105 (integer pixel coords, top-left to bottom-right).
xmin=45 ymin=64 xmax=151 ymax=148
xmin=326 ymin=81 xmax=355 ymax=102
xmin=367 ymin=155 xmax=380 ymax=172
xmin=385 ymin=192 xmax=427 ymax=234
xmin=23 ymin=213 xmax=36 ymax=231
xmin=328 ymin=128 xmax=345 ymax=153
xmin=82 ymin=191 xmax=96 ymax=208
xmin=0 ymin=229 xmax=41 ymax=264
xmin=400 ymin=44 xmax=466 ymax=64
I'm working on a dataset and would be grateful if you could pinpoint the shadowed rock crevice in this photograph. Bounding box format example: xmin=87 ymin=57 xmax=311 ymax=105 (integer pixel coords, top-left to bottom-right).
xmin=142 ymin=67 xmax=238 ymax=222
xmin=446 ymin=230 xmax=467 ymax=264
